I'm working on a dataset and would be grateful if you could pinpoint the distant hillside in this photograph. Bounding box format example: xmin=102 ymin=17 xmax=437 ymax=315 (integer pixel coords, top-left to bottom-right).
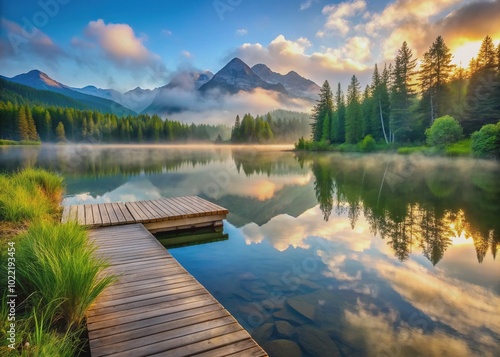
xmin=0 ymin=78 xmax=94 ymax=110
xmin=3 ymin=70 xmax=136 ymax=116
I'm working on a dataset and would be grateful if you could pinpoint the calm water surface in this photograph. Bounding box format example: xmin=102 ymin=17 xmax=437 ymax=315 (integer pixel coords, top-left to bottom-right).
xmin=1 ymin=144 xmax=499 ymax=357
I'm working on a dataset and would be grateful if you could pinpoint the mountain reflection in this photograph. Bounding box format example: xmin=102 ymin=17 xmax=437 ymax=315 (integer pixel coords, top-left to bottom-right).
xmin=298 ymin=153 xmax=500 ymax=265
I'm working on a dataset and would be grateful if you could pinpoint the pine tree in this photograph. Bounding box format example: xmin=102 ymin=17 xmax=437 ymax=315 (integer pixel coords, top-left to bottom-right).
xmin=332 ymin=83 xmax=346 ymax=143
xmin=476 ymin=35 xmax=496 ymax=69
xmin=25 ymin=106 xmax=39 ymax=141
xmin=17 ymin=106 xmax=29 ymax=141
xmin=43 ymin=110 xmax=51 ymax=141
xmin=496 ymin=43 xmax=500 ymax=73
xmin=56 ymin=121 xmax=66 ymax=142
xmin=391 ymin=42 xmax=417 ymax=142
xmin=464 ymin=35 xmax=500 ymax=133
xmin=419 ymin=36 xmax=454 ymax=125
xmin=345 ymin=75 xmax=363 ymax=144
xmin=311 ymin=80 xmax=334 ymax=142
xmin=370 ymin=64 xmax=390 ymax=143
xmin=362 ymin=84 xmax=373 ymax=137
xmin=231 ymin=115 xmax=241 ymax=142
xmin=321 ymin=112 xmax=331 ymax=142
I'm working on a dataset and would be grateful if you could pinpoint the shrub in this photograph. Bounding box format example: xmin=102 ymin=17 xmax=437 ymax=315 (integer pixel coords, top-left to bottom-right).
xmin=471 ymin=122 xmax=500 ymax=159
xmin=397 ymin=146 xmax=427 ymax=155
xmin=425 ymin=115 xmax=463 ymax=147
xmin=445 ymin=140 xmax=471 ymax=157
xmin=359 ymin=135 xmax=377 ymax=152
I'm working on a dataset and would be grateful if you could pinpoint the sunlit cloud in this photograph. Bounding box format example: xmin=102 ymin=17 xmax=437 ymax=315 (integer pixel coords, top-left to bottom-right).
xmin=82 ymin=19 xmax=160 ymax=67
xmin=317 ymin=0 xmax=367 ymax=37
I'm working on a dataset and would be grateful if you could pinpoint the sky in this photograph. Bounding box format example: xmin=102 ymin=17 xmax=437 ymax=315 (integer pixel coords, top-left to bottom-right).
xmin=1 ymin=0 xmax=500 ymax=92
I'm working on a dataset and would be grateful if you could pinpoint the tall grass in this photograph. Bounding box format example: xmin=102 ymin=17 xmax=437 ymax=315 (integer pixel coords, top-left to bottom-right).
xmin=16 ymin=221 xmax=114 ymax=329
xmin=0 ymin=168 xmax=114 ymax=355
xmin=0 ymin=169 xmax=63 ymax=223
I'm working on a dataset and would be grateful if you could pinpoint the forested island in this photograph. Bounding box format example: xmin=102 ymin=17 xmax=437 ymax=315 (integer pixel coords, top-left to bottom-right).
xmin=296 ymin=35 xmax=500 ymax=158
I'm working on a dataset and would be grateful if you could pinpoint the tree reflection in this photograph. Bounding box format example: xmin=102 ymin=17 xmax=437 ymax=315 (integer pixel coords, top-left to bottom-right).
xmin=300 ymin=153 xmax=500 ymax=264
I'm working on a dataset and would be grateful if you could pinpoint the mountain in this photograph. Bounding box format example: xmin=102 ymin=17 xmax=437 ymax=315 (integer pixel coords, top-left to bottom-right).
xmin=163 ymin=70 xmax=214 ymax=90
xmin=252 ymin=64 xmax=320 ymax=99
xmin=5 ymin=70 xmax=136 ymax=115
xmin=0 ymin=78 xmax=97 ymax=110
xmin=73 ymin=85 xmax=121 ymax=101
xmin=141 ymin=70 xmax=214 ymax=115
xmin=199 ymin=58 xmax=288 ymax=95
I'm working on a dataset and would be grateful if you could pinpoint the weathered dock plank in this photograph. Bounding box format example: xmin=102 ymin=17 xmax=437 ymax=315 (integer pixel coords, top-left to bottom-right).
xmin=86 ymin=224 xmax=266 ymax=357
xmin=62 ymin=196 xmax=228 ymax=233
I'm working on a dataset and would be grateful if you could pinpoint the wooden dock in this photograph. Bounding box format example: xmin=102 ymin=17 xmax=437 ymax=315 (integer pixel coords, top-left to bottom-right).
xmin=86 ymin=224 xmax=267 ymax=357
xmin=62 ymin=196 xmax=228 ymax=233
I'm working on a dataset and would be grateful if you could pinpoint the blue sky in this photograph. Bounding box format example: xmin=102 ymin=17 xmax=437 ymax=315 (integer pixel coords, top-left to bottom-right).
xmin=1 ymin=0 xmax=499 ymax=91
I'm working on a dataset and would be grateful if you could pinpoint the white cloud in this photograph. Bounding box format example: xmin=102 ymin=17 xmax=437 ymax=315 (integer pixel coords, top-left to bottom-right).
xmin=182 ymin=50 xmax=192 ymax=58
xmin=230 ymin=34 xmax=372 ymax=87
xmin=161 ymin=29 xmax=173 ymax=37
xmin=300 ymin=0 xmax=313 ymax=11
xmin=82 ymin=19 xmax=162 ymax=69
xmin=318 ymin=0 xmax=367 ymax=37
xmin=236 ymin=28 xmax=248 ymax=36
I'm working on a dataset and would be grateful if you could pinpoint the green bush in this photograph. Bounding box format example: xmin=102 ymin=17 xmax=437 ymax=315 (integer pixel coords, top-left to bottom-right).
xmin=397 ymin=146 xmax=427 ymax=155
xmin=359 ymin=135 xmax=377 ymax=152
xmin=445 ymin=139 xmax=471 ymax=157
xmin=425 ymin=115 xmax=463 ymax=147
xmin=295 ymin=136 xmax=313 ymax=150
xmin=16 ymin=221 xmax=114 ymax=329
xmin=471 ymin=122 xmax=500 ymax=159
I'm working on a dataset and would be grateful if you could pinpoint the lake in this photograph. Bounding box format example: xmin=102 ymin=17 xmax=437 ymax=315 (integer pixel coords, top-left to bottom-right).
xmin=1 ymin=144 xmax=499 ymax=357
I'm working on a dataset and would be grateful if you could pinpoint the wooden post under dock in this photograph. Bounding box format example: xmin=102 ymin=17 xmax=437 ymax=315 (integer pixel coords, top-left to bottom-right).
xmin=62 ymin=196 xmax=268 ymax=357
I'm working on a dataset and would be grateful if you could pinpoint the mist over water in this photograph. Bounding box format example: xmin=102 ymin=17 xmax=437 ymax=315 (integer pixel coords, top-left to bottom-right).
xmin=1 ymin=144 xmax=499 ymax=356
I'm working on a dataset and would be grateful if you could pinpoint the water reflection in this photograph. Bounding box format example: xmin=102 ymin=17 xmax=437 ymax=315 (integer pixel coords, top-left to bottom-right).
xmin=298 ymin=153 xmax=500 ymax=265
xmin=1 ymin=145 xmax=499 ymax=356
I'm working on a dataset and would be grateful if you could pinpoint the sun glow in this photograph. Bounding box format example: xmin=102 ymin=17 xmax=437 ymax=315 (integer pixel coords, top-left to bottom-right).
xmin=451 ymin=41 xmax=482 ymax=67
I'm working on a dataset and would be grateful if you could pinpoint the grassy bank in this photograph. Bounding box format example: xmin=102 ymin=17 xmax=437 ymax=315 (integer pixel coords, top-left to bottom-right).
xmin=0 ymin=169 xmax=114 ymax=356
xmin=0 ymin=140 xmax=41 ymax=146
xmin=295 ymin=137 xmax=473 ymax=157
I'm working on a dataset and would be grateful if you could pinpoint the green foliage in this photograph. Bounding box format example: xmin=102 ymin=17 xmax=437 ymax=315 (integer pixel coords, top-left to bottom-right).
xmin=397 ymin=146 xmax=427 ymax=155
xmin=16 ymin=221 xmax=114 ymax=329
xmin=345 ymin=75 xmax=363 ymax=144
xmin=230 ymin=112 xmax=305 ymax=143
xmin=445 ymin=139 xmax=471 ymax=157
xmin=295 ymin=136 xmax=313 ymax=150
xmin=311 ymin=80 xmax=334 ymax=142
xmin=0 ymin=169 xmax=62 ymax=223
xmin=425 ymin=115 xmax=463 ymax=147
xmin=359 ymin=135 xmax=377 ymax=152
xmin=55 ymin=121 xmax=66 ymax=142
xmin=0 ymin=139 xmax=41 ymax=145
xmin=471 ymin=122 xmax=500 ymax=158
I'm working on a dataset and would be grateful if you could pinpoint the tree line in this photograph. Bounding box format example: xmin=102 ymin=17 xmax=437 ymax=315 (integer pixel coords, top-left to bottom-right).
xmin=230 ymin=112 xmax=310 ymax=143
xmin=307 ymin=35 xmax=500 ymax=147
xmin=0 ymin=102 xmax=230 ymax=143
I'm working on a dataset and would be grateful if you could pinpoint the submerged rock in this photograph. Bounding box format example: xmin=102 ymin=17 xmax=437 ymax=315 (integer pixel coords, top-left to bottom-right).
xmin=263 ymin=339 xmax=302 ymax=357
xmin=297 ymin=326 xmax=341 ymax=357
xmin=273 ymin=307 xmax=309 ymax=325
xmin=233 ymin=289 xmax=253 ymax=302
xmin=275 ymin=320 xmax=296 ymax=339
xmin=251 ymin=323 xmax=275 ymax=345
xmin=286 ymin=297 xmax=316 ymax=321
